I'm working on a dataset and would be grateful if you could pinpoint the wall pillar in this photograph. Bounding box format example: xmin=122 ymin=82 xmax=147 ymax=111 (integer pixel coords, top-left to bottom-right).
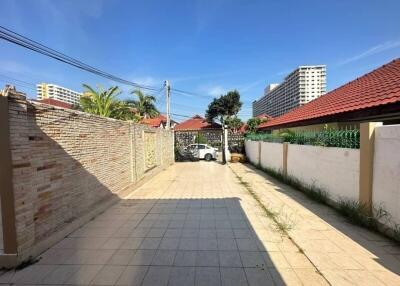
xmin=282 ymin=142 xmax=289 ymax=175
xmin=359 ymin=122 xmax=382 ymax=212
xmin=0 ymin=94 xmax=18 ymax=255
xmin=258 ymin=141 xmax=261 ymax=166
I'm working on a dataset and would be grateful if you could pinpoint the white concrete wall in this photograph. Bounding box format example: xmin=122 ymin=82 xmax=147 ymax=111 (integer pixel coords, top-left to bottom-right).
xmin=373 ymin=125 xmax=400 ymax=226
xmin=287 ymin=144 xmax=360 ymax=201
xmin=260 ymin=142 xmax=283 ymax=171
xmin=245 ymin=140 xmax=260 ymax=165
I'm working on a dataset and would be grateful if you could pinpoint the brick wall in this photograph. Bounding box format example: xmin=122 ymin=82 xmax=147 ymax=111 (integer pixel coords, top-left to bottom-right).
xmin=3 ymin=88 xmax=174 ymax=261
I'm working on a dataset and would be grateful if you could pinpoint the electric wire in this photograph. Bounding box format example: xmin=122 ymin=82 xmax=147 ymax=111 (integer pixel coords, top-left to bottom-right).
xmin=0 ymin=25 xmax=161 ymax=91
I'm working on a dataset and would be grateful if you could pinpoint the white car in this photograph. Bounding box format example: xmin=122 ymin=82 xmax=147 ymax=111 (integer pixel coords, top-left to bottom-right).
xmin=185 ymin=144 xmax=217 ymax=161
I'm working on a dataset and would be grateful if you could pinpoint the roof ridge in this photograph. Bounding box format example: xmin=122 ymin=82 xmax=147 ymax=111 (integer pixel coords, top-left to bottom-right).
xmin=258 ymin=58 xmax=400 ymax=129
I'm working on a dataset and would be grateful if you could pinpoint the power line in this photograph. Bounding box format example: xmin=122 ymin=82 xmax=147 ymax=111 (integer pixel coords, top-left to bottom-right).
xmin=0 ymin=25 xmax=161 ymax=92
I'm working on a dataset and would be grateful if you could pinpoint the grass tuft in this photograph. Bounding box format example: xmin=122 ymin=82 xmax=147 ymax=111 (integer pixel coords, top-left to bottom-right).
xmin=230 ymin=166 xmax=295 ymax=234
xmin=255 ymin=164 xmax=330 ymax=205
xmin=336 ymin=199 xmax=391 ymax=232
xmin=251 ymin=162 xmax=400 ymax=243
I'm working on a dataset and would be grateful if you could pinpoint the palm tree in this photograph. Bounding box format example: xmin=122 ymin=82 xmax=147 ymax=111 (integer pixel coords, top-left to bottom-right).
xmin=127 ymin=89 xmax=159 ymax=119
xmin=80 ymin=84 xmax=134 ymax=120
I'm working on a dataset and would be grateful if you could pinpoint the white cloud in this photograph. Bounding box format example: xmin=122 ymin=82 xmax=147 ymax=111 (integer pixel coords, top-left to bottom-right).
xmin=207 ymin=85 xmax=226 ymax=97
xmin=238 ymin=79 xmax=265 ymax=93
xmin=131 ymin=76 xmax=159 ymax=87
xmin=338 ymin=40 xmax=400 ymax=66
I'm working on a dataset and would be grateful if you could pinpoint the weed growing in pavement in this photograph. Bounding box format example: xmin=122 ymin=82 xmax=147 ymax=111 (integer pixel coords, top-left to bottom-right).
xmin=336 ymin=199 xmax=390 ymax=232
xmin=251 ymin=162 xmax=400 ymax=242
xmin=255 ymin=163 xmax=330 ymax=204
xmin=231 ymin=166 xmax=295 ymax=235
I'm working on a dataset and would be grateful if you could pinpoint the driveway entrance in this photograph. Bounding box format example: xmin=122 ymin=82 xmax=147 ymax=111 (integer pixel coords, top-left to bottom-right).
xmin=1 ymin=162 xmax=398 ymax=285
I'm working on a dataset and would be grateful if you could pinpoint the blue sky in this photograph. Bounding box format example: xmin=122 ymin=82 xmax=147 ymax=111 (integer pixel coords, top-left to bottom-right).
xmin=0 ymin=0 xmax=400 ymax=121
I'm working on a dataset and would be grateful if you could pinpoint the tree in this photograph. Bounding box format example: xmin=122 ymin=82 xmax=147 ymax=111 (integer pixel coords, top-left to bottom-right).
xmin=225 ymin=116 xmax=243 ymax=133
xmin=80 ymin=84 xmax=135 ymax=120
xmin=205 ymin=90 xmax=242 ymax=163
xmin=246 ymin=117 xmax=262 ymax=133
xmin=246 ymin=117 xmax=269 ymax=133
xmin=127 ymin=89 xmax=159 ymax=119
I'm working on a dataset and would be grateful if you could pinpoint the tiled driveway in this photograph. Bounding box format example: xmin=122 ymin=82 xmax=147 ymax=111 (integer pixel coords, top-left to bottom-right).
xmin=0 ymin=162 xmax=325 ymax=285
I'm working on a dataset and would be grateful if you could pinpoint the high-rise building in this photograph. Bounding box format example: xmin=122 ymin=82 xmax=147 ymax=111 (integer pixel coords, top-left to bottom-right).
xmin=252 ymin=65 xmax=326 ymax=117
xmin=36 ymin=83 xmax=82 ymax=105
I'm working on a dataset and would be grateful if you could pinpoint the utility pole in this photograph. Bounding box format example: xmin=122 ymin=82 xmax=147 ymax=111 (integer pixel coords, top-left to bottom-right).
xmin=165 ymin=80 xmax=170 ymax=130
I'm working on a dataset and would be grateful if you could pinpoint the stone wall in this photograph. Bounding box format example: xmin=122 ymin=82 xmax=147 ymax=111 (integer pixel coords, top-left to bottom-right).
xmin=2 ymin=89 xmax=174 ymax=263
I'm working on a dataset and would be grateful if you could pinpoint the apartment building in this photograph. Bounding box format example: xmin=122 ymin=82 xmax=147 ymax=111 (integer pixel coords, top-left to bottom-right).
xmin=253 ymin=65 xmax=326 ymax=117
xmin=36 ymin=83 xmax=82 ymax=105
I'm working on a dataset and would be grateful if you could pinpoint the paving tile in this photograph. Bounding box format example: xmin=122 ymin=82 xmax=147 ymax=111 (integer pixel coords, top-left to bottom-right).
xmin=40 ymin=265 xmax=80 ymax=284
xmin=218 ymin=238 xmax=238 ymax=251
xmin=129 ymin=249 xmax=156 ymax=265
xmin=236 ymin=239 xmax=259 ymax=251
xmin=240 ymin=251 xmax=266 ymax=268
xmin=159 ymin=238 xmax=180 ymax=250
xmin=151 ymin=250 xmax=176 ymax=266
xmin=38 ymin=248 xmax=76 ymax=265
xmin=120 ymin=237 xmax=144 ymax=249
xmin=179 ymin=238 xmax=198 ymax=250
xmin=294 ymin=269 xmax=328 ymax=285
xmin=282 ymin=252 xmax=314 ymax=269
xmin=101 ymin=237 xmax=127 ymax=250
xmin=168 ymin=266 xmax=195 ymax=286
xmin=10 ymin=265 xmax=57 ymax=284
xmin=199 ymin=229 xmax=217 ymax=238
xmin=139 ymin=237 xmax=162 ymax=249
xmin=91 ymin=265 xmax=125 ymax=285
xmin=174 ymin=251 xmax=197 ymax=266
xmin=142 ymin=266 xmax=171 ymax=286
xmin=217 ymin=229 xmax=235 ymax=238
xmin=196 ymin=251 xmax=219 ymax=266
xmin=219 ymin=251 xmax=242 ymax=267
xmin=261 ymin=252 xmax=290 ymax=268
xmin=198 ymin=238 xmax=218 ymax=250
xmin=220 ymin=267 xmax=248 ymax=286
xmin=182 ymin=229 xmax=199 ymax=238
xmin=146 ymin=228 xmax=167 ymax=238
xmin=164 ymin=228 xmax=183 ymax=238
xmin=244 ymin=268 xmax=275 ymax=286
xmin=195 ymin=267 xmax=221 ymax=286
xmin=269 ymin=268 xmax=302 ymax=286
xmin=344 ymin=270 xmax=386 ymax=286
xmin=65 ymin=265 xmax=103 ymax=285
xmin=85 ymin=249 xmax=116 ymax=264
xmin=130 ymin=227 xmax=151 ymax=237
xmin=108 ymin=249 xmax=136 ymax=265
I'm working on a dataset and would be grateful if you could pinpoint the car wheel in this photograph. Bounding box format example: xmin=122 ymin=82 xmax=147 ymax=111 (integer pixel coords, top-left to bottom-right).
xmin=204 ymin=154 xmax=212 ymax=161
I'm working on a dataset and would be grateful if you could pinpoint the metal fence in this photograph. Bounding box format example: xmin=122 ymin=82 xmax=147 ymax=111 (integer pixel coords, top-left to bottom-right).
xmin=246 ymin=128 xmax=360 ymax=149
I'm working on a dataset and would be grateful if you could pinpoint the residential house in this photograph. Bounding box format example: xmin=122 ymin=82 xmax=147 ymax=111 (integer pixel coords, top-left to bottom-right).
xmin=141 ymin=114 xmax=177 ymax=129
xmin=174 ymin=115 xmax=222 ymax=147
xmin=258 ymin=58 xmax=400 ymax=132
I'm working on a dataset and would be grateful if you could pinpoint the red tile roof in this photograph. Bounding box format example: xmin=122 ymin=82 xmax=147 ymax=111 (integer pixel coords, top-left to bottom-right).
xmin=239 ymin=114 xmax=272 ymax=133
xmin=258 ymin=58 xmax=400 ymax=129
xmin=256 ymin=113 xmax=273 ymax=120
xmin=38 ymin=98 xmax=73 ymax=109
xmin=175 ymin=115 xmax=221 ymax=131
xmin=141 ymin=114 xmax=168 ymax=128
